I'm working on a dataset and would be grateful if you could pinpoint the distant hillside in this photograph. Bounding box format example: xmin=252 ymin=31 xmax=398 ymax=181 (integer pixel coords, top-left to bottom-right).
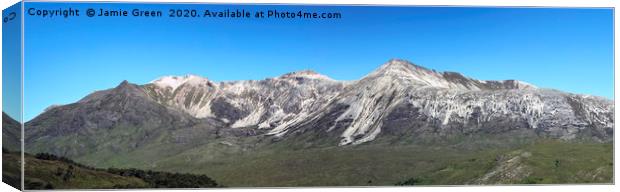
xmin=2 ymin=112 xmax=21 ymax=151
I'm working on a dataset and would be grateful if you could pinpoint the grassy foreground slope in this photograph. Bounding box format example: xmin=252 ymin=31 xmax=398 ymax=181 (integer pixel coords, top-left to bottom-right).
xmin=72 ymin=138 xmax=612 ymax=187
xmin=2 ymin=151 xmax=148 ymax=189
xmin=2 ymin=150 xmax=220 ymax=189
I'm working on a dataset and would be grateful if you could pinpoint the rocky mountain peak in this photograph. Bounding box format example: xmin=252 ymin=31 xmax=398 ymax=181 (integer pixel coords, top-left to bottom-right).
xmin=369 ymin=59 xmax=434 ymax=77
xmin=115 ymin=80 xmax=139 ymax=90
xmin=385 ymin=59 xmax=433 ymax=71
xmin=363 ymin=59 xmax=465 ymax=90
xmin=363 ymin=59 xmax=539 ymax=91
xmin=78 ymin=80 xmax=150 ymax=104
xmin=109 ymin=80 xmax=149 ymax=98
xmin=278 ymin=70 xmax=333 ymax=81
xmin=502 ymin=80 xmax=537 ymax=89
xmin=150 ymin=74 xmax=213 ymax=90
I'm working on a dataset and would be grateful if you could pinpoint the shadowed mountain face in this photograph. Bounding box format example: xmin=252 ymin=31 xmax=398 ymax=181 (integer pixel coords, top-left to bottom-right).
xmin=25 ymin=81 xmax=231 ymax=158
xmin=2 ymin=112 xmax=22 ymax=190
xmin=22 ymin=59 xmax=613 ymax=185
xmin=2 ymin=112 xmax=21 ymax=151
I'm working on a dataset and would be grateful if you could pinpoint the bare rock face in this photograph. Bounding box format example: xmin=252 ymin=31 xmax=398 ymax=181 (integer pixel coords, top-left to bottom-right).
xmin=272 ymin=59 xmax=612 ymax=145
xmin=24 ymin=59 xmax=613 ymax=158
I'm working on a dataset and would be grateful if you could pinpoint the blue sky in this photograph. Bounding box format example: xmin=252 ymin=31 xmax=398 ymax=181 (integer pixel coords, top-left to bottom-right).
xmin=22 ymin=3 xmax=613 ymax=121
xmin=3 ymin=2 xmax=22 ymax=121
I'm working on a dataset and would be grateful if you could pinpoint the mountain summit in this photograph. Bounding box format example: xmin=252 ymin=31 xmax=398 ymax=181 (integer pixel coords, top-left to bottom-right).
xmin=364 ymin=59 xmax=536 ymax=91
xmin=150 ymin=74 xmax=214 ymax=91
xmin=278 ymin=70 xmax=333 ymax=81
xmin=367 ymin=59 xmax=436 ymax=78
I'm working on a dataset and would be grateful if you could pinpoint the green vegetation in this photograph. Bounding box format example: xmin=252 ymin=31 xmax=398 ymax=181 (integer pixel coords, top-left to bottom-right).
xmin=3 ymin=149 xmax=148 ymax=189
xmin=19 ymin=132 xmax=613 ymax=187
xmin=395 ymin=177 xmax=431 ymax=185
xmin=106 ymin=168 xmax=219 ymax=188
xmin=394 ymin=140 xmax=613 ymax=185
xmin=63 ymin=137 xmax=612 ymax=187
xmin=514 ymin=140 xmax=613 ymax=184
xmin=2 ymin=149 xmax=21 ymax=189
xmin=2 ymin=149 xmax=220 ymax=189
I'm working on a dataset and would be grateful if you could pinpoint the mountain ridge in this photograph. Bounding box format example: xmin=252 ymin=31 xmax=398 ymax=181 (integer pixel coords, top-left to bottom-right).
xmin=2 ymin=112 xmax=21 ymax=151
xmin=145 ymin=59 xmax=538 ymax=92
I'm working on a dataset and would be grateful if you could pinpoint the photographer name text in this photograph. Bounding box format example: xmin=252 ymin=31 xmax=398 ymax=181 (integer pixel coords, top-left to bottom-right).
xmin=27 ymin=7 xmax=342 ymax=19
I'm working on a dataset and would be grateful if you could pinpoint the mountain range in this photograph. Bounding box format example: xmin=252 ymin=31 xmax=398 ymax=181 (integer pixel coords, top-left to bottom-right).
xmin=21 ymin=59 xmax=614 ymax=186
